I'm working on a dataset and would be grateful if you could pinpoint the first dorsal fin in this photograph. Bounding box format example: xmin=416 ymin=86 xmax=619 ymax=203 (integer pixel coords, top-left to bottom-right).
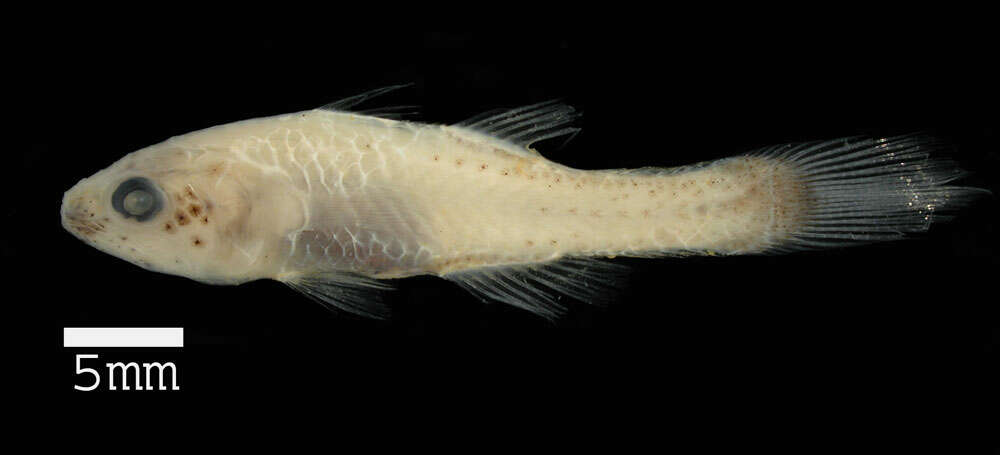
xmin=320 ymin=84 xmax=419 ymax=120
xmin=455 ymin=99 xmax=582 ymax=149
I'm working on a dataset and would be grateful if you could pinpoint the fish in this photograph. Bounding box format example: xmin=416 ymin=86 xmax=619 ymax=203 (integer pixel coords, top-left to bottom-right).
xmin=60 ymin=86 xmax=988 ymax=320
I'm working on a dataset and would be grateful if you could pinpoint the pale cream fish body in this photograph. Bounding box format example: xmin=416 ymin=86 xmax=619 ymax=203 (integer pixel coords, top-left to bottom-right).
xmin=61 ymin=91 xmax=981 ymax=318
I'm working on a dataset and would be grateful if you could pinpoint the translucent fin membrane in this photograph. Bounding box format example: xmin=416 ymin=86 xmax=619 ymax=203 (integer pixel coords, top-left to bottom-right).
xmin=284 ymin=272 xmax=394 ymax=319
xmin=754 ymin=134 xmax=989 ymax=252
xmin=444 ymin=257 xmax=629 ymax=320
xmin=455 ymin=99 xmax=582 ymax=147
xmin=320 ymin=84 xmax=419 ymax=120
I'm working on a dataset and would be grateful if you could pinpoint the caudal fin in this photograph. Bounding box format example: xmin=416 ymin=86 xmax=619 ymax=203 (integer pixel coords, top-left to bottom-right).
xmin=755 ymin=134 xmax=988 ymax=253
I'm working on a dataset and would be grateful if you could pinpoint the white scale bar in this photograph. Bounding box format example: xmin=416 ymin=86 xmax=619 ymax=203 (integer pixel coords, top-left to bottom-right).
xmin=63 ymin=327 xmax=184 ymax=348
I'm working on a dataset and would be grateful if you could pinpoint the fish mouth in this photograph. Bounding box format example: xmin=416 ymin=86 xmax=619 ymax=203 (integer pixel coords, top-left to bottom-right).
xmin=61 ymin=182 xmax=108 ymax=240
xmin=63 ymin=216 xmax=106 ymax=239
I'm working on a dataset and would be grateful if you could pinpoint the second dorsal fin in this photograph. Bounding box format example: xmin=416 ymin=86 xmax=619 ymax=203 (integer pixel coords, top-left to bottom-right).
xmin=454 ymin=99 xmax=582 ymax=148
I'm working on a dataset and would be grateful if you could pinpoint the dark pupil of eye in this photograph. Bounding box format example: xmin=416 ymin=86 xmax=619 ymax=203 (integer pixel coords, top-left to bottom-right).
xmin=112 ymin=177 xmax=161 ymax=221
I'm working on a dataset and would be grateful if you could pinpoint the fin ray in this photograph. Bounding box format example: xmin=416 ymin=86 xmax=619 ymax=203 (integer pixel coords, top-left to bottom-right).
xmin=283 ymin=272 xmax=393 ymax=319
xmin=444 ymin=257 xmax=629 ymax=319
xmin=320 ymin=84 xmax=418 ymax=120
xmin=455 ymin=99 xmax=582 ymax=148
xmin=758 ymin=134 xmax=989 ymax=252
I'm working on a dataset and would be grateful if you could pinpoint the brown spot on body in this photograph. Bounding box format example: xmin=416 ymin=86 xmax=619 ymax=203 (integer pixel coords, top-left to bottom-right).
xmin=480 ymin=163 xmax=488 ymax=170
xmin=193 ymin=237 xmax=203 ymax=246
xmin=455 ymin=159 xmax=463 ymax=166
xmin=433 ymin=155 xmax=439 ymax=161
xmin=176 ymin=211 xmax=190 ymax=225
xmin=526 ymin=240 xmax=534 ymax=246
xmin=164 ymin=222 xmax=174 ymax=232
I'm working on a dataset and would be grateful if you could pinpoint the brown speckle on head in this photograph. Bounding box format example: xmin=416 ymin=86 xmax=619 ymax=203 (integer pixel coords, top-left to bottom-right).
xmin=164 ymin=222 xmax=174 ymax=232
xmin=189 ymin=204 xmax=202 ymax=217
xmin=176 ymin=211 xmax=190 ymax=225
xmin=201 ymin=216 xmax=209 ymax=224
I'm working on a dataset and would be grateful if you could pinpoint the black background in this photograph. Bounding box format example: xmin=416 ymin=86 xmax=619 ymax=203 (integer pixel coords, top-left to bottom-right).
xmin=12 ymin=20 xmax=998 ymax=450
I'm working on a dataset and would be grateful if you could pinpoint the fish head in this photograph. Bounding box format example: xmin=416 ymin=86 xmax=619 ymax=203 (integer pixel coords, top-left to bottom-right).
xmin=60 ymin=140 xmax=277 ymax=285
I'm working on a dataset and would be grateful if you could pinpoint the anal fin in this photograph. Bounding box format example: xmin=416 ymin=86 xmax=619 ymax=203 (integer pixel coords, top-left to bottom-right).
xmin=443 ymin=257 xmax=629 ymax=320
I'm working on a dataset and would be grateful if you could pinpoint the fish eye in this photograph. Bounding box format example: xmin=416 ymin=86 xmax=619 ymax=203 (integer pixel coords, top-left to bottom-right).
xmin=112 ymin=177 xmax=162 ymax=221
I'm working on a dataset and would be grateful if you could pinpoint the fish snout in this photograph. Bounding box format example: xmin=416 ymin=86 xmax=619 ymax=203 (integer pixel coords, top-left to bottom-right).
xmin=61 ymin=185 xmax=109 ymax=239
